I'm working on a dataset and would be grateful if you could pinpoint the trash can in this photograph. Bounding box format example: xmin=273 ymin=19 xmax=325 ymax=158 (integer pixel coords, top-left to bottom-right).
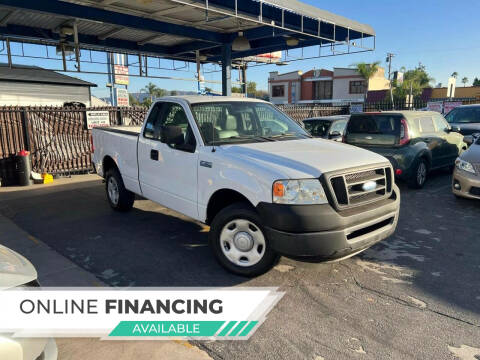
xmin=16 ymin=150 xmax=33 ymax=186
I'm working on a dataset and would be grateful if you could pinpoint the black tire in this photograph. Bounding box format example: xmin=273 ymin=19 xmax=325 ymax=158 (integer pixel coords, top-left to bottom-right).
xmin=407 ymin=158 xmax=428 ymax=189
xmin=209 ymin=202 xmax=278 ymax=277
xmin=105 ymin=168 xmax=135 ymax=212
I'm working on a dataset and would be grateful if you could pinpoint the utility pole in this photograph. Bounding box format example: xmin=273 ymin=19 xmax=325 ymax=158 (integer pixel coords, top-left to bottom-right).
xmin=386 ymin=53 xmax=395 ymax=109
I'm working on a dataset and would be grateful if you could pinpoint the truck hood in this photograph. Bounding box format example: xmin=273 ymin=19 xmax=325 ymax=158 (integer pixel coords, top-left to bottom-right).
xmin=0 ymin=245 xmax=37 ymax=289
xmin=222 ymin=138 xmax=389 ymax=178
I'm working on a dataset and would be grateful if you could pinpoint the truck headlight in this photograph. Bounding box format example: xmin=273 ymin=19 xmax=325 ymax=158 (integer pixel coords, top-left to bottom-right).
xmin=273 ymin=179 xmax=328 ymax=204
xmin=455 ymin=158 xmax=475 ymax=174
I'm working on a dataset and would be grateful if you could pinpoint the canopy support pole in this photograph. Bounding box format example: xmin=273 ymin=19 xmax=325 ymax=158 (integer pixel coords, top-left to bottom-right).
xmin=221 ymin=43 xmax=232 ymax=96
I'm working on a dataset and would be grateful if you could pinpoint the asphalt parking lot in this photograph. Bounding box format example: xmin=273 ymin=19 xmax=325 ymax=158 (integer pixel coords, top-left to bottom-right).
xmin=1 ymin=172 xmax=479 ymax=360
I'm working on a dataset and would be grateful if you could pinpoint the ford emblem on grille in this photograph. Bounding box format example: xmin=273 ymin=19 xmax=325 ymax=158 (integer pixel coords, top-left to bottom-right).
xmin=362 ymin=181 xmax=377 ymax=191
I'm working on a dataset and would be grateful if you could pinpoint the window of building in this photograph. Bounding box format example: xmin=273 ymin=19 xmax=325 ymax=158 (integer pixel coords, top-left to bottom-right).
xmin=314 ymin=80 xmax=333 ymax=100
xmin=272 ymin=85 xmax=285 ymax=97
xmin=349 ymin=80 xmax=365 ymax=94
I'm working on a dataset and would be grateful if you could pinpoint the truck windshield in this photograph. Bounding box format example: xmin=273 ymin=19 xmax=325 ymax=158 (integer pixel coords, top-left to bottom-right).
xmin=190 ymin=102 xmax=310 ymax=145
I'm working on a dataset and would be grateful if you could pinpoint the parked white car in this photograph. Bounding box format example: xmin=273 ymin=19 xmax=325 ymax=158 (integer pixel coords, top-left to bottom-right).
xmin=0 ymin=245 xmax=58 ymax=360
xmin=92 ymin=96 xmax=400 ymax=276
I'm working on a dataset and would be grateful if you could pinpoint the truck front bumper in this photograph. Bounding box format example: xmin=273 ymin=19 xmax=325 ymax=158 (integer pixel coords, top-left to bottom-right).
xmin=256 ymin=185 xmax=400 ymax=259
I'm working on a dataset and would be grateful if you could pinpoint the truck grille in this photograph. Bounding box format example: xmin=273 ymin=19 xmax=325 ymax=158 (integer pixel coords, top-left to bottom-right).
xmin=327 ymin=166 xmax=393 ymax=209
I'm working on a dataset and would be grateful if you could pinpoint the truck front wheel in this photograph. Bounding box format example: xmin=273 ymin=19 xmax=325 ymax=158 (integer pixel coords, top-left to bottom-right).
xmin=209 ymin=202 xmax=278 ymax=277
xmin=105 ymin=168 xmax=135 ymax=212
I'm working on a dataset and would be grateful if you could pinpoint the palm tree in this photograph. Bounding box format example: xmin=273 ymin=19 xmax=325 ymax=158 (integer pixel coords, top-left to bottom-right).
xmin=353 ymin=61 xmax=381 ymax=103
xmin=451 ymin=72 xmax=458 ymax=78
xmin=144 ymin=82 xmax=159 ymax=103
xmin=462 ymin=77 xmax=468 ymax=87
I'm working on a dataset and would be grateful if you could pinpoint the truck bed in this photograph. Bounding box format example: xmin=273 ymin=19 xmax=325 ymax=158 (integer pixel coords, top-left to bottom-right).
xmin=92 ymin=125 xmax=142 ymax=195
xmin=95 ymin=125 xmax=142 ymax=136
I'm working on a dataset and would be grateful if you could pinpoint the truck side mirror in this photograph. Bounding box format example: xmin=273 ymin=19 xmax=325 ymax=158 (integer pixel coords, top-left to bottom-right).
xmin=160 ymin=125 xmax=184 ymax=145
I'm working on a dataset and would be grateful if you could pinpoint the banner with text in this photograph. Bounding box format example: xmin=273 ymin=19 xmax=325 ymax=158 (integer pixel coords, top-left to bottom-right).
xmin=0 ymin=288 xmax=283 ymax=340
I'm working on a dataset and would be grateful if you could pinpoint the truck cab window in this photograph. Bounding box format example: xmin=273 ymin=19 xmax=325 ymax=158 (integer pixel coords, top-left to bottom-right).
xmin=161 ymin=103 xmax=196 ymax=152
xmin=143 ymin=103 xmax=164 ymax=139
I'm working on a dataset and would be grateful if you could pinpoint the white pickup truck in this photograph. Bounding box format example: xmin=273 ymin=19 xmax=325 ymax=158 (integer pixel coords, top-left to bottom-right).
xmin=92 ymin=96 xmax=400 ymax=276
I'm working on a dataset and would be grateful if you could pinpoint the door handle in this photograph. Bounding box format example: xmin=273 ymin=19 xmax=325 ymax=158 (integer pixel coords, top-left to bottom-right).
xmin=150 ymin=149 xmax=159 ymax=161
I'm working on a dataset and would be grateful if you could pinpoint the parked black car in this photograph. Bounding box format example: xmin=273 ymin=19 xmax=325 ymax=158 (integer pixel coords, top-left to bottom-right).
xmin=344 ymin=111 xmax=465 ymax=188
xmin=302 ymin=115 xmax=349 ymax=141
xmin=445 ymin=104 xmax=480 ymax=135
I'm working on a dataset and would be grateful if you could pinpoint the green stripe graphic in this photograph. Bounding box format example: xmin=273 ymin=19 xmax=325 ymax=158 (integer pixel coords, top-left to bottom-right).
xmin=218 ymin=321 xmax=237 ymax=336
xmin=239 ymin=321 xmax=258 ymax=336
xmin=228 ymin=321 xmax=248 ymax=336
xmin=109 ymin=321 xmax=224 ymax=337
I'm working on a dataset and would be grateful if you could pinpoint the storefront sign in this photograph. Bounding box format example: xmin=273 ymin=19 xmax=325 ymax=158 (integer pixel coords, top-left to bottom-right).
xmin=116 ymin=88 xmax=130 ymax=107
xmin=114 ymin=65 xmax=129 ymax=85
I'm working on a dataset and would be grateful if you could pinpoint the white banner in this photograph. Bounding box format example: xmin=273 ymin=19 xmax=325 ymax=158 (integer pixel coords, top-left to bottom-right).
xmin=86 ymin=111 xmax=110 ymax=129
xmin=0 ymin=288 xmax=283 ymax=340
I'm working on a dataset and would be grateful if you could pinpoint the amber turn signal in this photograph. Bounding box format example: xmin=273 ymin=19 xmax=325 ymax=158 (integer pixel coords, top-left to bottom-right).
xmin=273 ymin=182 xmax=285 ymax=197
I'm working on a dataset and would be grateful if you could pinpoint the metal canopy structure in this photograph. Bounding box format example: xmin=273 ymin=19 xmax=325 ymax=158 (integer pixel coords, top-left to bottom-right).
xmin=0 ymin=0 xmax=375 ymax=95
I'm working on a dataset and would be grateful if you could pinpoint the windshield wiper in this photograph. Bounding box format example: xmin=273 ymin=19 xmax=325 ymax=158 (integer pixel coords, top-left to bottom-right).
xmin=266 ymin=132 xmax=312 ymax=139
xmin=224 ymin=135 xmax=276 ymax=142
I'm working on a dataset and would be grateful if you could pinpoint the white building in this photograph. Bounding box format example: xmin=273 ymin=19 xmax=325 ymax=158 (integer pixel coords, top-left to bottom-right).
xmin=0 ymin=64 xmax=96 ymax=107
xmin=268 ymin=70 xmax=302 ymax=105
xmin=332 ymin=67 xmax=390 ymax=103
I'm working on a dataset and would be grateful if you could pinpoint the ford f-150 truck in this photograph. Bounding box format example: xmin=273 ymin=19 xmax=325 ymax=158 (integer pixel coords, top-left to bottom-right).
xmin=92 ymin=96 xmax=400 ymax=276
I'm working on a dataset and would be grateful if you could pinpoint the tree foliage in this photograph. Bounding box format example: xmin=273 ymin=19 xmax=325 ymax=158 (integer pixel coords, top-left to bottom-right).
xmin=128 ymin=94 xmax=140 ymax=106
xmin=393 ymin=64 xmax=434 ymax=100
xmin=232 ymin=81 xmax=266 ymax=98
xmin=473 ymin=78 xmax=480 ymax=87
xmin=352 ymin=61 xmax=381 ymax=101
xmin=461 ymin=77 xmax=468 ymax=87
xmin=141 ymin=82 xmax=167 ymax=107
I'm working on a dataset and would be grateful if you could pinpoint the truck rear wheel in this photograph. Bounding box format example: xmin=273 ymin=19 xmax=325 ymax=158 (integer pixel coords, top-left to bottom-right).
xmin=209 ymin=202 xmax=278 ymax=277
xmin=105 ymin=168 xmax=135 ymax=212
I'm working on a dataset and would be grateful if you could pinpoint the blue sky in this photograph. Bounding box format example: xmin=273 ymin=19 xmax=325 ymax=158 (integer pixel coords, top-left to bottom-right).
xmin=2 ymin=0 xmax=480 ymax=99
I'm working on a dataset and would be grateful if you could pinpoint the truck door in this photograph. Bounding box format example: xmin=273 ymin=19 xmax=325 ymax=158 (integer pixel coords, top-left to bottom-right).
xmin=138 ymin=101 xmax=199 ymax=219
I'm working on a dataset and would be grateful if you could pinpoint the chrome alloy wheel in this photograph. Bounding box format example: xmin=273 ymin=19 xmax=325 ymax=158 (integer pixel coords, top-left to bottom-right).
xmin=219 ymin=219 xmax=266 ymax=267
xmin=417 ymin=161 xmax=427 ymax=186
xmin=107 ymin=176 xmax=120 ymax=205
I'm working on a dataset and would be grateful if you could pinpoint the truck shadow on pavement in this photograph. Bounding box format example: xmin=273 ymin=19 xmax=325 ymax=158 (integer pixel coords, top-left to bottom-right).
xmin=0 ymin=177 xmax=245 ymax=287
